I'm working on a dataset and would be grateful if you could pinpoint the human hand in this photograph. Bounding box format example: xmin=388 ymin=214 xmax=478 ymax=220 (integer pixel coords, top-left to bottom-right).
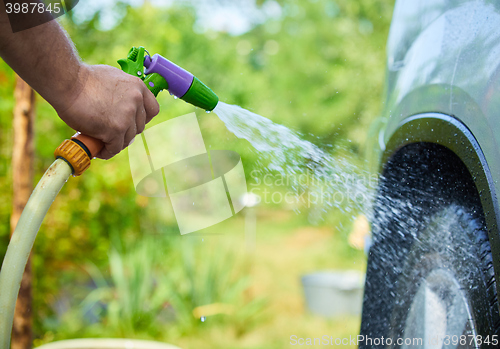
xmin=54 ymin=64 xmax=159 ymax=159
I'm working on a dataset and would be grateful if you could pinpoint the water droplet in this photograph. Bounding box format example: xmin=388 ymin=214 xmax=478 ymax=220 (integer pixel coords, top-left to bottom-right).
xmin=206 ymin=110 xmax=211 ymax=113
xmin=200 ymin=316 xmax=206 ymax=322
xmin=173 ymin=96 xmax=178 ymax=99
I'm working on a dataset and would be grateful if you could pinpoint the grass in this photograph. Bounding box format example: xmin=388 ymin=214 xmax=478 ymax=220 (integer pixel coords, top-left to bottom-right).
xmin=35 ymin=207 xmax=367 ymax=349
xmin=174 ymin=207 xmax=366 ymax=349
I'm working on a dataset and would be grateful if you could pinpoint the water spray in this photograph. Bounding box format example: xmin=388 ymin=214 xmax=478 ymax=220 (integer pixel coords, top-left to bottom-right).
xmin=0 ymin=46 xmax=218 ymax=346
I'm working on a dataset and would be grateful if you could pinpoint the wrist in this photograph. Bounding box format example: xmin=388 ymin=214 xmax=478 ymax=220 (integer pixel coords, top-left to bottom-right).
xmin=51 ymin=62 xmax=90 ymax=115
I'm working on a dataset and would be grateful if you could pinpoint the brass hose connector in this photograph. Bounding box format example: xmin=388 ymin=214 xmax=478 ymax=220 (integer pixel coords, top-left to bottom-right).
xmin=54 ymin=139 xmax=91 ymax=176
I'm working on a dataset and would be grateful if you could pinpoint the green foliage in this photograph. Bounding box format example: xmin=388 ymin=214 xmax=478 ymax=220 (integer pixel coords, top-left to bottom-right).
xmin=1 ymin=0 xmax=394 ymax=346
xmin=0 ymin=62 xmax=15 ymax=259
xmin=164 ymin=238 xmax=266 ymax=337
xmin=81 ymin=238 xmax=170 ymax=337
xmin=46 ymin=235 xmax=265 ymax=341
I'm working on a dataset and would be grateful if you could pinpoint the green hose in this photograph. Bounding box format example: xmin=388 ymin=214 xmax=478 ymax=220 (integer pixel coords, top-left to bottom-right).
xmin=0 ymin=159 xmax=72 ymax=347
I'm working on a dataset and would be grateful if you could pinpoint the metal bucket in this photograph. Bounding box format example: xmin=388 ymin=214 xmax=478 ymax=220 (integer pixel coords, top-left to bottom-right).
xmin=301 ymin=270 xmax=364 ymax=317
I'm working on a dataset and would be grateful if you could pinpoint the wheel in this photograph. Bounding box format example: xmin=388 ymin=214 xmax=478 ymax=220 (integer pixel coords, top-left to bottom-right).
xmin=391 ymin=206 xmax=497 ymax=348
xmin=360 ymin=143 xmax=500 ymax=349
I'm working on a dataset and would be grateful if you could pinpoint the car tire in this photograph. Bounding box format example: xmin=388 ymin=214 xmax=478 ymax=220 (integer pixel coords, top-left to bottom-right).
xmin=360 ymin=143 xmax=500 ymax=349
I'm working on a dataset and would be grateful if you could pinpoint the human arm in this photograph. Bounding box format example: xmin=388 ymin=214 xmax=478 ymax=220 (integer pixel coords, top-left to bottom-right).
xmin=0 ymin=3 xmax=159 ymax=159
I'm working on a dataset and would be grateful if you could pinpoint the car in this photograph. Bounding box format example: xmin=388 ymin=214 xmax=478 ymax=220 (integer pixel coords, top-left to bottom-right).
xmin=360 ymin=1 xmax=500 ymax=348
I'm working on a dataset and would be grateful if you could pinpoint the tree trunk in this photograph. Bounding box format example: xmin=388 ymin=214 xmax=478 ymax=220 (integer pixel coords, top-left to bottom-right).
xmin=10 ymin=75 xmax=35 ymax=349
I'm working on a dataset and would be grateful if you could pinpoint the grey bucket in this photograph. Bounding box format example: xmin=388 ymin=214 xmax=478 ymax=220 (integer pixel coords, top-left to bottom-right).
xmin=301 ymin=271 xmax=364 ymax=317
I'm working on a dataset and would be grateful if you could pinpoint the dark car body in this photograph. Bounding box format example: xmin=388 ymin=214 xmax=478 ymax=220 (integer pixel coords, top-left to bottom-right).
xmin=360 ymin=0 xmax=500 ymax=345
xmin=373 ymin=0 xmax=500 ymax=291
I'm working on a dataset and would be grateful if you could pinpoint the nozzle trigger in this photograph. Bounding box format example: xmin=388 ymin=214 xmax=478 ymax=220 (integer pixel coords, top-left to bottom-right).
xmin=117 ymin=46 xmax=146 ymax=79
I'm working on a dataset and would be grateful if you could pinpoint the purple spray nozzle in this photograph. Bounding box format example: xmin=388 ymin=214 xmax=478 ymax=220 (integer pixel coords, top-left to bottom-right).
xmin=119 ymin=47 xmax=218 ymax=110
xmin=138 ymin=49 xmax=218 ymax=111
xmin=144 ymin=54 xmax=194 ymax=98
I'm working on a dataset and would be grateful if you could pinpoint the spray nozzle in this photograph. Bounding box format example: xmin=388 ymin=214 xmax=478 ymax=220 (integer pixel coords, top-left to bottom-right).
xmin=118 ymin=46 xmax=219 ymax=111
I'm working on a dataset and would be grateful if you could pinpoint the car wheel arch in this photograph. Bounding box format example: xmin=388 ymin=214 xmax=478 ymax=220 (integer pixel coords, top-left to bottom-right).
xmin=378 ymin=112 xmax=500 ymax=313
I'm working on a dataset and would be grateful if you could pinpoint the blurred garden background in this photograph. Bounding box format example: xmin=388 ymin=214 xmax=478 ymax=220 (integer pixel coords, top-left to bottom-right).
xmin=0 ymin=0 xmax=394 ymax=347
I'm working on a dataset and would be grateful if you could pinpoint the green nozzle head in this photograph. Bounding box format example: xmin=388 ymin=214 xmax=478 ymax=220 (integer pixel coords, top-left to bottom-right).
xmin=181 ymin=77 xmax=219 ymax=111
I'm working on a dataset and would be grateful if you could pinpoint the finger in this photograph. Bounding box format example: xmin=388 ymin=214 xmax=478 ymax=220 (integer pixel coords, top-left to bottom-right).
xmin=96 ymin=136 xmax=123 ymax=159
xmin=135 ymin=102 xmax=147 ymax=134
xmin=141 ymin=85 xmax=160 ymax=124
xmin=123 ymin=124 xmax=137 ymax=150
xmin=96 ymin=123 xmax=128 ymax=160
xmin=96 ymin=146 xmax=116 ymax=160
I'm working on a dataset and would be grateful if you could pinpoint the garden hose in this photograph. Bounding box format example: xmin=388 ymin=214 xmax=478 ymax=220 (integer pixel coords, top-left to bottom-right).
xmin=0 ymin=46 xmax=218 ymax=347
xmin=0 ymin=159 xmax=72 ymax=347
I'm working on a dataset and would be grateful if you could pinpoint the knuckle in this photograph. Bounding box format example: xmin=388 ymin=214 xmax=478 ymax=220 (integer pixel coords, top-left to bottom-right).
xmin=123 ymin=104 xmax=137 ymax=117
xmin=113 ymin=120 xmax=129 ymax=134
xmin=136 ymin=123 xmax=145 ymax=134
xmin=151 ymin=103 xmax=160 ymax=116
xmin=131 ymin=90 xmax=143 ymax=103
xmin=107 ymin=144 xmax=121 ymax=156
